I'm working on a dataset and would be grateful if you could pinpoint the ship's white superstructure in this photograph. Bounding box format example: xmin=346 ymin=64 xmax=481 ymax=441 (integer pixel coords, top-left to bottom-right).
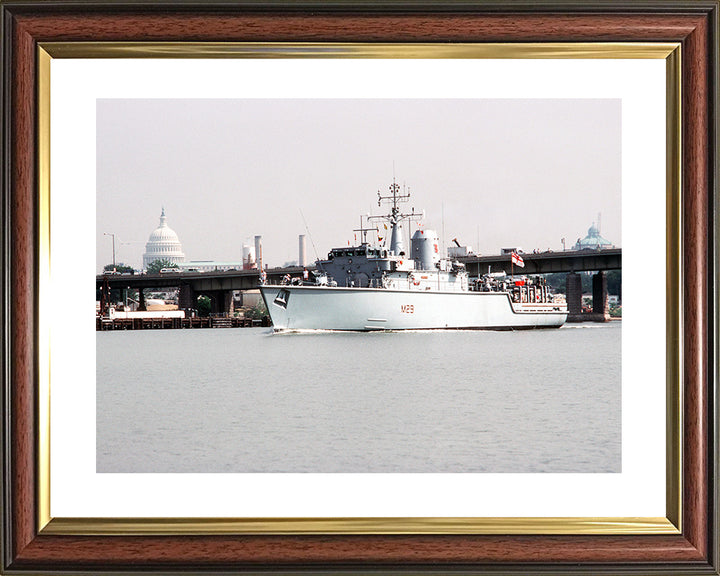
xmin=259 ymin=180 xmax=568 ymax=331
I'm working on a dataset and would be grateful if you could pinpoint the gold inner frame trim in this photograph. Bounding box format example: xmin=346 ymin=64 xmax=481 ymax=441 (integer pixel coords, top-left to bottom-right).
xmin=43 ymin=516 xmax=677 ymax=536
xmin=664 ymin=45 xmax=683 ymax=532
xmin=37 ymin=46 xmax=52 ymax=534
xmin=36 ymin=41 xmax=682 ymax=536
xmin=41 ymin=41 xmax=679 ymax=59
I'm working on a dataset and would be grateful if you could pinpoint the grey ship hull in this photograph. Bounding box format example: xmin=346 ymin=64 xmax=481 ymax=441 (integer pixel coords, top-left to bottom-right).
xmin=260 ymin=285 xmax=567 ymax=331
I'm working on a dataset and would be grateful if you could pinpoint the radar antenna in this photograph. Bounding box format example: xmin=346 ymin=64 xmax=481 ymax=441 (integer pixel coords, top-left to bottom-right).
xmin=368 ymin=178 xmax=422 ymax=255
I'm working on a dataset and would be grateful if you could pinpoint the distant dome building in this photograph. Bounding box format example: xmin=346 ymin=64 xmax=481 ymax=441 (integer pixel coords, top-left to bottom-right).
xmin=143 ymin=208 xmax=185 ymax=268
xmin=573 ymin=223 xmax=614 ymax=251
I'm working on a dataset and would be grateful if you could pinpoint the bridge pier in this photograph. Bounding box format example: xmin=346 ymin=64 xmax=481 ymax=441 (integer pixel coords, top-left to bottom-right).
xmin=100 ymin=278 xmax=111 ymax=316
xmin=566 ymin=271 xmax=610 ymax=322
xmin=565 ymin=272 xmax=583 ymax=322
xmin=207 ymin=293 xmax=218 ymax=314
xmin=197 ymin=290 xmax=235 ymax=316
xmin=224 ymin=291 xmax=235 ymax=316
xmin=178 ymin=284 xmax=196 ymax=312
xmin=138 ymin=288 xmax=146 ymax=311
xmin=591 ymin=271 xmax=610 ymax=321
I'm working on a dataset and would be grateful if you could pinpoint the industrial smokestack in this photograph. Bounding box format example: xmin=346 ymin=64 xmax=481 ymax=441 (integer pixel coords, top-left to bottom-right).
xmin=254 ymin=235 xmax=263 ymax=270
xmin=242 ymin=244 xmax=256 ymax=270
xmin=299 ymin=234 xmax=307 ymax=267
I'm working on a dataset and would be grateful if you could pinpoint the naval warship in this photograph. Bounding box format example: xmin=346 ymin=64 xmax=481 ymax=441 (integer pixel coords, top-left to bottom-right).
xmin=259 ymin=181 xmax=568 ymax=331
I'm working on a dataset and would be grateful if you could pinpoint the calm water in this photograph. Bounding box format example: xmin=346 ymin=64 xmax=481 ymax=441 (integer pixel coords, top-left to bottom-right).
xmin=97 ymin=323 xmax=621 ymax=473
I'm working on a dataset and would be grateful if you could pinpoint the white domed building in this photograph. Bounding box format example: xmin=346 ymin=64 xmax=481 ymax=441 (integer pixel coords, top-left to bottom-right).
xmin=143 ymin=208 xmax=185 ymax=269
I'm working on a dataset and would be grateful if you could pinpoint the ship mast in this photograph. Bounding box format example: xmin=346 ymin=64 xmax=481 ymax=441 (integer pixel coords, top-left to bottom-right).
xmin=369 ymin=179 xmax=421 ymax=255
xmin=353 ymin=215 xmax=378 ymax=246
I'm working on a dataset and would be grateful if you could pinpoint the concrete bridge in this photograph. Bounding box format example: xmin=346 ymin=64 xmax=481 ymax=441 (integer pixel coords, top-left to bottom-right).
xmin=97 ymin=267 xmax=305 ymax=315
xmin=457 ymin=248 xmax=621 ymax=276
xmin=97 ymin=249 xmax=620 ymax=321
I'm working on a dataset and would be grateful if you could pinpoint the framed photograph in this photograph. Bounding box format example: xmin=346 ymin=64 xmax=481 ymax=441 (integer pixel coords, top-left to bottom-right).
xmin=2 ymin=1 xmax=717 ymax=574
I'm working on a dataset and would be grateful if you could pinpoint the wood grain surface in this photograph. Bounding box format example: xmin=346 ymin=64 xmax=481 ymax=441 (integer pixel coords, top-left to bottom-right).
xmin=10 ymin=12 xmax=708 ymax=43
xmin=10 ymin=10 xmax=38 ymax=564
xmin=681 ymin=12 xmax=710 ymax=561
xmin=3 ymin=3 xmax=716 ymax=573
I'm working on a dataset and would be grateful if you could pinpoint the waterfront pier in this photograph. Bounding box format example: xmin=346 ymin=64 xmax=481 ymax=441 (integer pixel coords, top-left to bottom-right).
xmin=97 ymin=315 xmax=269 ymax=331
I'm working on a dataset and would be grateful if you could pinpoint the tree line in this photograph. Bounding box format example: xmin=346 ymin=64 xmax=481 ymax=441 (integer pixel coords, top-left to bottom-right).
xmin=543 ymin=270 xmax=621 ymax=295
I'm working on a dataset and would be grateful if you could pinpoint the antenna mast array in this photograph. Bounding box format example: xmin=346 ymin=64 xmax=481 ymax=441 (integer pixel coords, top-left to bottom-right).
xmin=368 ymin=179 xmax=422 ymax=228
xmin=368 ymin=179 xmax=422 ymax=255
xmin=353 ymin=215 xmax=378 ymax=245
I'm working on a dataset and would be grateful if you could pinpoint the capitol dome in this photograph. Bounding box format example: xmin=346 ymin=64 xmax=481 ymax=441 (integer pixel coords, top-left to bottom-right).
xmin=143 ymin=208 xmax=185 ymax=268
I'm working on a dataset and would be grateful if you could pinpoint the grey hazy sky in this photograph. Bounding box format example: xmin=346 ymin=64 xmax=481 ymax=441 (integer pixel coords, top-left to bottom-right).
xmin=96 ymin=99 xmax=621 ymax=271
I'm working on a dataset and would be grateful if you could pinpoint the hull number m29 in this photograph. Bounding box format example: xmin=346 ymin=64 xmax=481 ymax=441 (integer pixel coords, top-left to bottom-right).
xmin=401 ymin=304 xmax=415 ymax=314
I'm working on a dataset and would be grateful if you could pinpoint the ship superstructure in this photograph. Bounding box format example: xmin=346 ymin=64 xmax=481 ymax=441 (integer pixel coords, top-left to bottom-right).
xmin=259 ymin=180 xmax=567 ymax=331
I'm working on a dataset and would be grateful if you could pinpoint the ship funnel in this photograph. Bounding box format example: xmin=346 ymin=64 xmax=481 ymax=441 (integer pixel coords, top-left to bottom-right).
xmin=390 ymin=223 xmax=405 ymax=256
xmin=411 ymin=229 xmax=440 ymax=270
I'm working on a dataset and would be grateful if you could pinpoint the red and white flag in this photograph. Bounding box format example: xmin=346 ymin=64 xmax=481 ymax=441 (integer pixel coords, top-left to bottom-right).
xmin=511 ymin=251 xmax=525 ymax=268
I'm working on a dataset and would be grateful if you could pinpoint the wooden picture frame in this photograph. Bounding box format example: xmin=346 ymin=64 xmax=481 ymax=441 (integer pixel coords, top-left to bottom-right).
xmin=2 ymin=1 xmax=717 ymax=573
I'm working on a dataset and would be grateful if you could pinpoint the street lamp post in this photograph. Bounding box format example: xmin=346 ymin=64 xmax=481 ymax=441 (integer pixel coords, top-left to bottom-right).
xmin=104 ymin=232 xmax=116 ymax=270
